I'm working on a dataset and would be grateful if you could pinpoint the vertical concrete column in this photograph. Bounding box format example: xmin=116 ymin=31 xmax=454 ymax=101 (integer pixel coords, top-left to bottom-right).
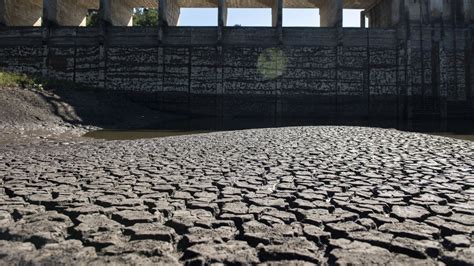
xmin=436 ymin=0 xmax=452 ymax=22
xmin=0 ymin=0 xmax=43 ymax=26
xmin=320 ymin=0 xmax=342 ymax=27
xmin=441 ymin=0 xmax=472 ymax=24
xmin=462 ymin=0 xmax=472 ymax=23
xmin=0 ymin=0 xmax=4 ymax=26
xmin=430 ymin=0 xmax=444 ymax=22
xmin=429 ymin=0 xmax=460 ymax=23
xmin=360 ymin=11 xmax=366 ymax=28
xmin=403 ymin=0 xmax=422 ymax=22
xmin=99 ymin=0 xmax=108 ymax=28
xmin=404 ymin=0 xmax=437 ymax=23
xmin=272 ymin=0 xmax=283 ymax=27
xmin=469 ymin=0 xmax=474 ymax=22
xmin=391 ymin=0 xmax=402 ymax=26
xmin=43 ymin=0 xmax=97 ymax=26
xmin=217 ymin=0 xmax=227 ymax=43
xmin=218 ymin=0 xmax=227 ymax=27
xmin=159 ymin=0 xmax=180 ymax=27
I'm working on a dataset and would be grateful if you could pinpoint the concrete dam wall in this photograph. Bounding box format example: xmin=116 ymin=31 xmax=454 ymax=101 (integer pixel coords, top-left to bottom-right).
xmin=0 ymin=25 xmax=473 ymax=119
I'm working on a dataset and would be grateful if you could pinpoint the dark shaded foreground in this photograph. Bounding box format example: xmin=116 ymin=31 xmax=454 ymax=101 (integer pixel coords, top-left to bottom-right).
xmin=0 ymin=127 xmax=473 ymax=265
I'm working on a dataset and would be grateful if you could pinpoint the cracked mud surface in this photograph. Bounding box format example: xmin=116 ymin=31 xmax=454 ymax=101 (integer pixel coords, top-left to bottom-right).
xmin=0 ymin=126 xmax=473 ymax=265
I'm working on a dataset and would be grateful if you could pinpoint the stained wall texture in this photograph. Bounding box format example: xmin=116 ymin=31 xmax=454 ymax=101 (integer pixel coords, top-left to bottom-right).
xmin=0 ymin=25 xmax=472 ymax=119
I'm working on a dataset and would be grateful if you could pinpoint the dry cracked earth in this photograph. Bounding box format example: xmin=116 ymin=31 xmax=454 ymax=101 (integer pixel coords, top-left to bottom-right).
xmin=0 ymin=127 xmax=473 ymax=265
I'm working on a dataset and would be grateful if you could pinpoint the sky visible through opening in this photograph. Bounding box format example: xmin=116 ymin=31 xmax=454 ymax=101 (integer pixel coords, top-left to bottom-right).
xmin=179 ymin=8 xmax=367 ymax=27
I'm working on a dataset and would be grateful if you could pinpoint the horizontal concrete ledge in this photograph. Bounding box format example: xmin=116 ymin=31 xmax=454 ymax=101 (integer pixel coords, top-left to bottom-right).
xmin=0 ymin=26 xmax=399 ymax=47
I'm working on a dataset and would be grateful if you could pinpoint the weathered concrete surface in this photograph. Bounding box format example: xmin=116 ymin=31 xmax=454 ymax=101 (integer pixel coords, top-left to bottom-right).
xmin=166 ymin=0 xmax=380 ymax=9
xmin=0 ymin=0 xmax=42 ymax=26
xmin=43 ymin=0 xmax=99 ymax=27
xmin=0 ymin=127 xmax=473 ymax=264
xmin=320 ymin=0 xmax=342 ymax=27
xmin=102 ymin=0 xmax=135 ymax=27
xmin=366 ymin=0 xmax=401 ymax=28
xmin=159 ymin=0 xmax=180 ymax=27
xmin=2 ymin=25 xmax=472 ymax=119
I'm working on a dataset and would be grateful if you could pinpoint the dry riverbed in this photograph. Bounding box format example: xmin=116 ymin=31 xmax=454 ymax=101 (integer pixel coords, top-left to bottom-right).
xmin=1 ymin=126 xmax=473 ymax=265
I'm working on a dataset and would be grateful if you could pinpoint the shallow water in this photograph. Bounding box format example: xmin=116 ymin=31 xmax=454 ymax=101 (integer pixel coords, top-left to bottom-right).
xmin=83 ymin=130 xmax=212 ymax=141
xmin=83 ymin=117 xmax=474 ymax=141
xmin=84 ymin=129 xmax=474 ymax=142
xmin=429 ymin=133 xmax=474 ymax=142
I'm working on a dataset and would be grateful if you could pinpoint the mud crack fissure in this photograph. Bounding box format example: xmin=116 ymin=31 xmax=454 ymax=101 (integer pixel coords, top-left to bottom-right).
xmin=0 ymin=126 xmax=473 ymax=265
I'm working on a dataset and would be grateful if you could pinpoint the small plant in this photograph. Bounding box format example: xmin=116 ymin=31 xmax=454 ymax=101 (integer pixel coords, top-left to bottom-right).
xmin=0 ymin=72 xmax=39 ymax=88
xmin=0 ymin=71 xmax=93 ymax=91
xmin=134 ymin=8 xmax=159 ymax=27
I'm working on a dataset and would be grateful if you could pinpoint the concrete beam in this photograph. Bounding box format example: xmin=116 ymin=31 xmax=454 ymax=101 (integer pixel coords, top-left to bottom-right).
xmin=175 ymin=0 xmax=379 ymax=9
xmin=43 ymin=0 xmax=99 ymax=27
xmin=0 ymin=0 xmax=42 ymax=26
xmin=159 ymin=0 xmax=180 ymax=26
xmin=272 ymin=0 xmax=282 ymax=27
xmin=320 ymin=0 xmax=342 ymax=27
xmin=132 ymin=0 xmax=158 ymax=8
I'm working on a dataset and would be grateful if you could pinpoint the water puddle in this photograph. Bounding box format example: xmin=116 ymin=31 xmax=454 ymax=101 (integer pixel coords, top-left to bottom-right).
xmin=83 ymin=129 xmax=474 ymax=142
xmin=82 ymin=118 xmax=474 ymax=141
xmin=83 ymin=130 xmax=212 ymax=141
xmin=429 ymin=133 xmax=474 ymax=142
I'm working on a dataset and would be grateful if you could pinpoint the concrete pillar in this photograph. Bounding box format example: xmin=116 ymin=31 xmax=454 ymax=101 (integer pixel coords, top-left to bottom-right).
xmin=429 ymin=0 xmax=455 ymax=23
xmin=0 ymin=0 xmax=42 ymax=26
xmin=218 ymin=0 xmax=227 ymax=27
xmin=470 ymin=0 xmax=474 ymax=22
xmin=432 ymin=0 xmax=472 ymax=24
xmin=466 ymin=0 xmax=473 ymax=22
xmin=430 ymin=0 xmax=444 ymax=21
xmin=391 ymin=0 xmax=402 ymax=26
xmin=461 ymin=0 xmax=472 ymax=23
xmin=320 ymin=0 xmax=342 ymax=27
xmin=272 ymin=0 xmax=282 ymax=27
xmin=404 ymin=0 xmax=422 ymax=21
xmin=159 ymin=0 xmax=180 ymax=27
xmin=360 ymin=11 xmax=366 ymax=28
xmin=433 ymin=0 xmax=469 ymax=24
xmin=43 ymin=0 xmax=99 ymax=27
